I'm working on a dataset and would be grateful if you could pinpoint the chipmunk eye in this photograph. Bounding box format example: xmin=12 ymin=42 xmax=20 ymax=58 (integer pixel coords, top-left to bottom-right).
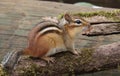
xmin=75 ymin=20 xmax=82 ymax=24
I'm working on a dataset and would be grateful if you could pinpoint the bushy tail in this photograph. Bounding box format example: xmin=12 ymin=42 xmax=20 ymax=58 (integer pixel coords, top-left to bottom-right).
xmin=0 ymin=50 xmax=23 ymax=70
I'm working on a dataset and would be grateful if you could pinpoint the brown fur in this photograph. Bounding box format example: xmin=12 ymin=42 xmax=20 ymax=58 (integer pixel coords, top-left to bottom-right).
xmin=23 ymin=14 xmax=90 ymax=58
xmin=24 ymin=21 xmax=63 ymax=57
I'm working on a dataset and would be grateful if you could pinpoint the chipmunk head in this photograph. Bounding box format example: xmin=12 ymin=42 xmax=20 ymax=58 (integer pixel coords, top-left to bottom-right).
xmin=59 ymin=13 xmax=91 ymax=37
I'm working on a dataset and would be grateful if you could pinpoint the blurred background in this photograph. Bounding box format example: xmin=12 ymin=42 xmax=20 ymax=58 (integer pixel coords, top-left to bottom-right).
xmin=42 ymin=0 xmax=120 ymax=8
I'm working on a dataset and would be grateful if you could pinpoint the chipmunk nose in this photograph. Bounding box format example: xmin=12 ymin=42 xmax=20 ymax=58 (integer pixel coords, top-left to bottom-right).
xmin=82 ymin=23 xmax=92 ymax=35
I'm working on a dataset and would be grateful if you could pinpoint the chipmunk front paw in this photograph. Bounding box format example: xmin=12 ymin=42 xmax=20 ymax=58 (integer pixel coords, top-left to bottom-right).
xmin=70 ymin=50 xmax=80 ymax=56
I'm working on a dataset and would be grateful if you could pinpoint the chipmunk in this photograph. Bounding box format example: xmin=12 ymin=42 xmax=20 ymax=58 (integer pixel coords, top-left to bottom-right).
xmin=1 ymin=13 xmax=91 ymax=69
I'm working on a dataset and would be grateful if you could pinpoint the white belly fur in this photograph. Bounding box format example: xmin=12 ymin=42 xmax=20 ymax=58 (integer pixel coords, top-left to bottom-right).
xmin=45 ymin=46 xmax=67 ymax=56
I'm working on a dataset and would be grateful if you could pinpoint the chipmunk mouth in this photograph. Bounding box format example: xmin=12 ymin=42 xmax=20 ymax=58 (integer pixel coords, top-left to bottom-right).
xmin=82 ymin=24 xmax=92 ymax=35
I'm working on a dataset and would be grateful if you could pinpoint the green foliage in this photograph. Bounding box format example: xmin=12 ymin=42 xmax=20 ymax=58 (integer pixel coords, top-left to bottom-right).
xmin=58 ymin=10 xmax=120 ymax=21
xmin=74 ymin=10 xmax=120 ymax=17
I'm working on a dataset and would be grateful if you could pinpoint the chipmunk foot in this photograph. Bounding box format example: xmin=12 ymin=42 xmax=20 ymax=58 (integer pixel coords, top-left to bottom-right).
xmin=70 ymin=50 xmax=79 ymax=56
xmin=41 ymin=56 xmax=55 ymax=63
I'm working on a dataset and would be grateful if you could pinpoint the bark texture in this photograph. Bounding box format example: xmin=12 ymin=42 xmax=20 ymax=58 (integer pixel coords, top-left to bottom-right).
xmin=11 ymin=41 xmax=120 ymax=76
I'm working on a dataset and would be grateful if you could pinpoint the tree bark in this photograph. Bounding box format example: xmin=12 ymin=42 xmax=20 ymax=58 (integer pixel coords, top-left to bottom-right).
xmin=85 ymin=23 xmax=120 ymax=36
xmin=11 ymin=41 xmax=120 ymax=76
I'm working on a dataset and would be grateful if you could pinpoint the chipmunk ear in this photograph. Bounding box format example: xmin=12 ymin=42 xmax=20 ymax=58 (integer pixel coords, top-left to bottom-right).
xmin=64 ymin=13 xmax=73 ymax=22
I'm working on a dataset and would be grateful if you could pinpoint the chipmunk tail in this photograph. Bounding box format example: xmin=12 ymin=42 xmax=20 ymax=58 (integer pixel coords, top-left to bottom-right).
xmin=0 ymin=48 xmax=29 ymax=70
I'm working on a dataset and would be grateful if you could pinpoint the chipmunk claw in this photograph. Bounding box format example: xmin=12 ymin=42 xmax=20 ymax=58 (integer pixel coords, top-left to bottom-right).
xmin=70 ymin=50 xmax=80 ymax=56
xmin=41 ymin=57 xmax=55 ymax=63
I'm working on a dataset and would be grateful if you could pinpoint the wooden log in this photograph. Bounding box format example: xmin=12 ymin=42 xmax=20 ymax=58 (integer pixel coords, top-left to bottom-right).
xmin=5 ymin=41 xmax=119 ymax=76
xmin=83 ymin=23 xmax=120 ymax=36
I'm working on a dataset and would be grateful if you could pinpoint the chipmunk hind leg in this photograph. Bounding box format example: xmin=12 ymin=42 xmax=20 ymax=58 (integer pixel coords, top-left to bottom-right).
xmin=40 ymin=34 xmax=67 ymax=63
xmin=36 ymin=35 xmax=57 ymax=63
xmin=41 ymin=56 xmax=55 ymax=63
